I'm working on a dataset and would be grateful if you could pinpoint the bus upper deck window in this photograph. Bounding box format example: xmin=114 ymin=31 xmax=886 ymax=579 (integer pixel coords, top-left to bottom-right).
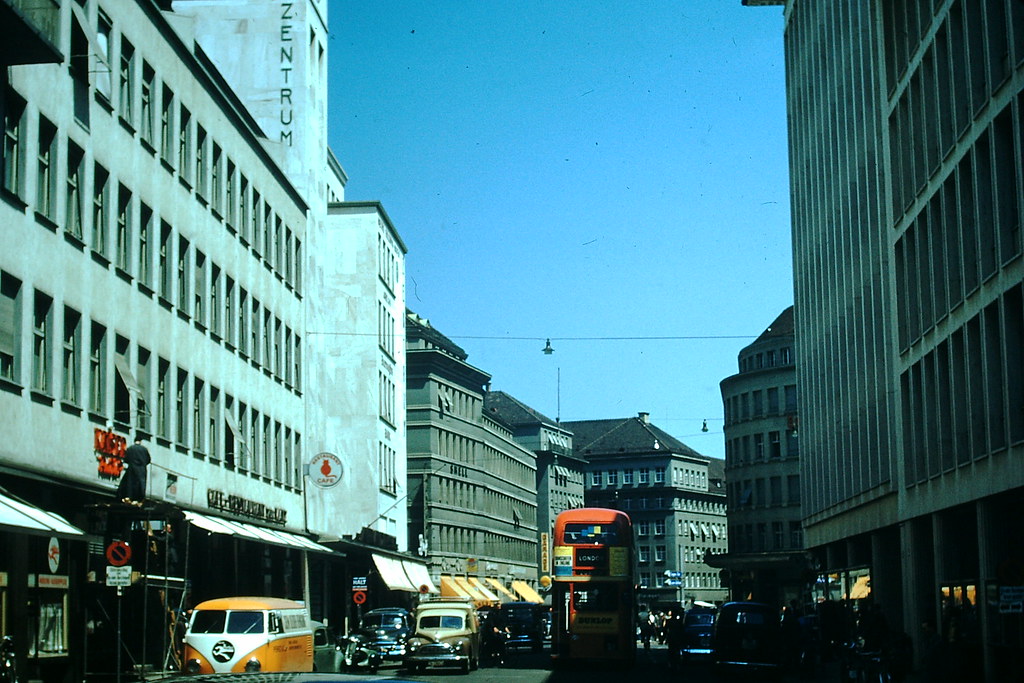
xmin=227 ymin=611 xmax=265 ymax=634
xmin=190 ymin=610 xmax=227 ymax=634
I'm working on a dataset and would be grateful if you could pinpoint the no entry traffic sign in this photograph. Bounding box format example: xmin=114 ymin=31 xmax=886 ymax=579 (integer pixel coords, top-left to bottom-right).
xmin=106 ymin=540 xmax=132 ymax=567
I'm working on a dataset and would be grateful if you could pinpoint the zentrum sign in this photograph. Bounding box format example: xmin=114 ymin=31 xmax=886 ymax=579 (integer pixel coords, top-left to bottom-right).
xmin=308 ymin=452 xmax=343 ymax=489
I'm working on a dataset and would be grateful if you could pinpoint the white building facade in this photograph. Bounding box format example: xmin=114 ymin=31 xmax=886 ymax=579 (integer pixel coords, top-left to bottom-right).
xmin=0 ymin=0 xmax=410 ymax=679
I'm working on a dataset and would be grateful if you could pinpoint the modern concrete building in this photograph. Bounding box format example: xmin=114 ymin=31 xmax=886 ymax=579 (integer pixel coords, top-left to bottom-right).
xmin=563 ymin=414 xmax=728 ymax=609
xmin=714 ymin=306 xmax=806 ymax=605
xmin=0 ymin=1 xmax=415 ymax=679
xmin=753 ymin=0 xmax=1024 ymax=678
xmin=405 ymin=313 xmax=542 ymax=604
xmin=483 ymin=390 xmax=584 ymax=586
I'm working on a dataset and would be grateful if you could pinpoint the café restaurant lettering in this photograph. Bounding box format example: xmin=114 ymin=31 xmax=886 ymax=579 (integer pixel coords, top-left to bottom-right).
xmin=94 ymin=428 xmax=127 ymax=478
xmin=207 ymin=489 xmax=287 ymax=525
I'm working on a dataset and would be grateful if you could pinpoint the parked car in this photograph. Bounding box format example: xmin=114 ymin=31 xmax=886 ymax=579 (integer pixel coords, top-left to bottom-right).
xmin=680 ymin=607 xmax=717 ymax=661
xmin=311 ymin=622 xmax=343 ymax=673
xmin=350 ymin=607 xmax=411 ymax=663
xmin=404 ymin=598 xmax=480 ymax=674
xmin=496 ymin=602 xmax=547 ymax=652
xmin=712 ymin=602 xmax=782 ymax=673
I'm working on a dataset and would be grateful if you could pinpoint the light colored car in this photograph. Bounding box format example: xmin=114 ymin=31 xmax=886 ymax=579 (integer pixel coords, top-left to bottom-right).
xmin=311 ymin=622 xmax=342 ymax=673
xmin=403 ymin=598 xmax=480 ymax=674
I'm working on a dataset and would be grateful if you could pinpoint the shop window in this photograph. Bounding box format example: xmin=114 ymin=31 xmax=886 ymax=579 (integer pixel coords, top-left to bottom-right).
xmin=27 ymin=589 xmax=68 ymax=657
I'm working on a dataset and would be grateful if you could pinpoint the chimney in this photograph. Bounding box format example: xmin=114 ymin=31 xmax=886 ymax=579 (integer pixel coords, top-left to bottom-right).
xmin=638 ymin=412 xmax=650 ymax=424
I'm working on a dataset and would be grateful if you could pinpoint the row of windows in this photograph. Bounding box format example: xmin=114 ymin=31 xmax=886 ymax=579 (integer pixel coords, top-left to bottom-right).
xmin=725 ymin=430 xmax=799 ymax=465
xmin=379 ymin=370 xmax=396 ymax=426
xmin=379 ymin=442 xmax=398 ymax=495
xmin=738 ymin=345 xmax=793 ymax=373
xmin=1 ymin=89 xmax=304 ymax=395
xmin=901 ymin=282 xmax=1024 ymax=484
xmin=723 ymin=384 xmax=798 ymax=425
xmin=638 ymin=572 xmax=720 ymax=590
xmin=637 ymin=545 xmax=667 ymax=563
xmin=432 ymin=474 xmax=536 ymax=528
xmin=728 ymin=475 xmax=801 ymax=509
xmin=729 ymin=521 xmax=803 ymax=554
xmin=439 ymin=384 xmax=476 ymax=419
xmin=633 ymin=519 xmax=726 ymax=544
xmin=885 ymin=0 xmax=1024 ymax=219
xmin=431 ymin=526 xmax=535 ymax=564
xmin=895 ymin=93 xmax=1024 ymax=349
xmin=589 ymin=467 xmax=665 ymax=487
xmin=378 ymin=302 xmax=396 ymax=359
xmin=0 ymin=270 xmax=303 ymax=488
xmin=378 ymin=229 xmax=399 ymax=293
xmin=64 ymin=7 xmax=305 ymax=293
xmin=786 ymin=2 xmax=896 ymax=517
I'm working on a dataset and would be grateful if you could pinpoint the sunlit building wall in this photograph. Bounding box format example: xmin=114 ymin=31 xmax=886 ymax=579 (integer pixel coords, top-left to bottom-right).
xmin=774 ymin=0 xmax=1024 ymax=678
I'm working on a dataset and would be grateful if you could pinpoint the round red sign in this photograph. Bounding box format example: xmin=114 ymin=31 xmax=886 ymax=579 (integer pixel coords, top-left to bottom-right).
xmin=352 ymin=590 xmax=367 ymax=605
xmin=106 ymin=540 xmax=132 ymax=567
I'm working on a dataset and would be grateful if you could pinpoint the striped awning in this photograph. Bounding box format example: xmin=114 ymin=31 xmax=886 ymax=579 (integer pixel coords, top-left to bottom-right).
xmin=0 ymin=490 xmax=84 ymax=537
xmin=485 ymin=577 xmax=518 ymax=601
xmin=510 ymin=580 xmax=544 ymax=604
xmin=468 ymin=577 xmax=499 ymax=602
xmin=440 ymin=575 xmax=472 ymax=598
xmin=402 ymin=560 xmax=438 ymax=594
xmin=183 ymin=511 xmax=334 ymax=553
xmin=372 ymin=554 xmax=418 ymax=592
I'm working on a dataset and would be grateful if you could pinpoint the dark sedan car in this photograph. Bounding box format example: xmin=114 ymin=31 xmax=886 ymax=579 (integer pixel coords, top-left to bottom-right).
xmin=351 ymin=607 xmax=412 ymax=662
xmin=679 ymin=607 xmax=717 ymax=661
xmin=711 ymin=601 xmax=782 ymax=673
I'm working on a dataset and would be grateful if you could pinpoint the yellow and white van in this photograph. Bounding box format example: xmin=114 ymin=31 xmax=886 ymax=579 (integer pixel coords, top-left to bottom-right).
xmin=182 ymin=596 xmax=313 ymax=674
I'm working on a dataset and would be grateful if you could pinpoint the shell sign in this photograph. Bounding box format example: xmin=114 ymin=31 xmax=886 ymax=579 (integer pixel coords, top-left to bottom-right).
xmin=309 ymin=452 xmax=343 ymax=488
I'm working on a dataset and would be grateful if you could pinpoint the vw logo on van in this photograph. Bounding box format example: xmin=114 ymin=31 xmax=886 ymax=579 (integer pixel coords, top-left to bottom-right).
xmin=211 ymin=640 xmax=235 ymax=662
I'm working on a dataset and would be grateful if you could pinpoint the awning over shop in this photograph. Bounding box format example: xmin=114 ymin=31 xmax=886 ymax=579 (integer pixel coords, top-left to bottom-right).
xmin=510 ymin=580 xmax=544 ymax=604
xmin=402 ymin=560 xmax=438 ymax=594
xmin=440 ymin=575 xmax=472 ymax=598
xmin=453 ymin=576 xmax=489 ymax=603
xmin=372 ymin=553 xmax=418 ymax=592
xmin=183 ymin=511 xmax=334 ymax=553
xmin=468 ymin=577 xmax=499 ymax=603
xmin=485 ymin=577 xmax=517 ymax=601
xmin=0 ymin=490 xmax=85 ymax=537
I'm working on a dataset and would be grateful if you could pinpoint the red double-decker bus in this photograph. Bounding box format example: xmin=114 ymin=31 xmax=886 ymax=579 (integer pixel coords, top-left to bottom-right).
xmin=550 ymin=508 xmax=636 ymax=667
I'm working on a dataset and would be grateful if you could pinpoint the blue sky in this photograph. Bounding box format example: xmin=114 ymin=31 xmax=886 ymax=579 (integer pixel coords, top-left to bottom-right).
xmin=328 ymin=2 xmax=792 ymax=460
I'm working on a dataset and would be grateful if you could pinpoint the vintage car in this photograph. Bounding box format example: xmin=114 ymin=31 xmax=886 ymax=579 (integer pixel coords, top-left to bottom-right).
xmin=679 ymin=607 xmax=717 ymax=661
xmin=403 ymin=598 xmax=480 ymax=674
xmin=311 ymin=621 xmax=343 ymax=673
xmin=711 ymin=601 xmax=782 ymax=673
xmin=349 ymin=607 xmax=411 ymax=663
xmin=495 ymin=602 xmax=547 ymax=652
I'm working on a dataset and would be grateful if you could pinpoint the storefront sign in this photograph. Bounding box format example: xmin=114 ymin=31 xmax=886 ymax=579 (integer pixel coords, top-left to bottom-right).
xmin=33 ymin=574 xmax=69 ymax=589
xmin=308 ymin=452 xmax=343 ymax=488
xmin=94 ymin=428 xmax=127 ymax=478
xmin=540 ymin=532 xmax=550 ymax=573
xmin=206 ymin=489 xmax=287 ymax=525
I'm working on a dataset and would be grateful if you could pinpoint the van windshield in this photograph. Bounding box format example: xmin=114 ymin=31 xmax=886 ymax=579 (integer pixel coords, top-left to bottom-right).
xmin=191 ymin=610 xmax=227 ymax=634
xmin=227 ymin=611 xmax=265 ymax=634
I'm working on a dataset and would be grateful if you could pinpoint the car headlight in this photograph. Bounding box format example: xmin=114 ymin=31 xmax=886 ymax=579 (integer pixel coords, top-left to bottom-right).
xmin=244 ymin=658 xmax=261 ymax=672
xmin=185 ymin=658 xmax=201 ymax=674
